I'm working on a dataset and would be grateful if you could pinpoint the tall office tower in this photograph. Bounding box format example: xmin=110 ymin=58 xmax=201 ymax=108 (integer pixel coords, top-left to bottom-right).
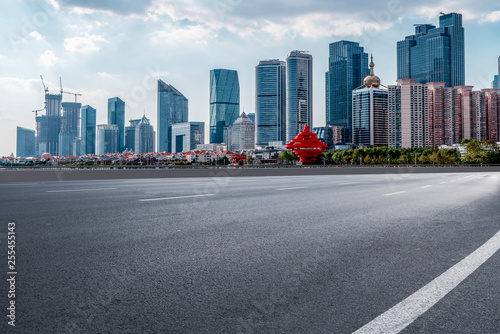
xmin=125 ymin=119 xmax=141 ymax=152
xmin=352 ymin=56 xmax=388 ymax=147
xmin=210 ymin=69 xmax=240 ymax=144
xmin=157 ymin=80 xmax=188 ymax=152
xmin=135 ymin=115 xmax=155 ymax=154
xmin=229 ymin=112 xmax=255 ymax=151
xmin=80 ymin=105 xmax=96 ymax=155
xmin=255 ymin=60 xmax=286 ymax=146
xmin=16 ymin=127 xmax=35 ymax=157
xmin=37 ymin=93 xmax=62 ymax=156
xmin=96 ymin=124 xmax=119 ymax=155
xmin=286 ymin=51 xmax=313 ymax=142
xmin=397 ymin=12 xmax=465 ymax=87
xmin=108 ymin=97 xmax=125 ymax=153
xmin=326 ymin=41 xmax=369 ymax=144
xmin=247 ymin=113 xmax=256 ymax=123
xmin=171 ymin=122 xmax=205 ymax=153
xmin=59 ymin=102 xmax=82 ymax=156
xmin=495 ymin=57 xmax=500 ymax=89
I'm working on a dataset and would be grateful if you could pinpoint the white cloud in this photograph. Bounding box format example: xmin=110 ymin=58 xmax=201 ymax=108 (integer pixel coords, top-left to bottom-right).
xmin=39 ymin=50 xmax=59 ymax=67
xmin=63 ymin=34 xmax=108 ymax=54
xmin=97 ymin=72 xmax=116 ymax=79
xmin=29 ymin=31 xmax=44 ymax=41
xmin=151 ymin=24 xmax=215 ymax=45
xmin=480 ymin=10 xmax=500 ymax=23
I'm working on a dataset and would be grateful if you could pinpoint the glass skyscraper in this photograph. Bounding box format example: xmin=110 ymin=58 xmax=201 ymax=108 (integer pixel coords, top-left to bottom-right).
xmin=157 ymin=80 xmax=188 ymax=152
xmin=80 ymin=105 xmax=96 ymax=155
xmin=255 ymin=60 xmax=286 ymax=147
xmin=16 ymin=126 xmax=35 ymax=157
xmin=108 ymin=97 xmax=125 ymax=153
xmin=135 ymin=115 xmax=155 ymax=154
xmin=397 ymin=12 xmax=465 ymax=87
xmin=326 ymin=41 xmax=369 ymax=144
xmin=59 ymin=102 xmax=81 ymax=156
xmin=97 ymin=124 xmax=119 ymax=155
xmin=36 ymin=93 xmax=62 ymax=156
xmin=286 ymin=51 xmax=313 ymax=143
xmin=210 ymin=69 xmax=240 ymax=144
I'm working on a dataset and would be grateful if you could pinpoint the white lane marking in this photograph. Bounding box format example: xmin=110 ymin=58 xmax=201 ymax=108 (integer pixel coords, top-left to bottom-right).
xmin=276 ymin=186 xmax=309 ymax=191
xmin=353 ymin=229 xmax=500 ymax=334
xmin=421 ymin=185 xmax=433 ymax=189
xmin=384 ymin=191 xmax=406 ymax=196
xmin=440 ymin=182 xmax=447 ymax=184
xmin=139 ymin=194 xmax=216 ymax=202
xmin=464 ymin=175 xmax=475 ymax=178
xmin=340 ymin=182 xmax=357 ymax=185
xmin=47 ymin=188 xmax=117 ymax=193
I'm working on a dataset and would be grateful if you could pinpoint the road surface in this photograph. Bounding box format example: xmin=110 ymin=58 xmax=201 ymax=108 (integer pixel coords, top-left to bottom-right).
xmin=1 ymin=172 xmax=499 ymax=333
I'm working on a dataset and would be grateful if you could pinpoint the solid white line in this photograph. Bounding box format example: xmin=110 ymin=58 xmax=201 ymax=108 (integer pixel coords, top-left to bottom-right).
xmin=139 ymin=194 xmax=216 ymax=202
xmin=421 ymin=185 xmax=433 ymax=189
xmin=384 ymin=191 xmax=406 ymax=196
xmin=47 ymin=188 xmax=117 ymax=193
xmin=353 ymin=229 xmax=500 ymax=334
xmin=276 ymin=186 xmax=308 ymax=191
xmin=340 ymin=182 xmax=357 ymax=185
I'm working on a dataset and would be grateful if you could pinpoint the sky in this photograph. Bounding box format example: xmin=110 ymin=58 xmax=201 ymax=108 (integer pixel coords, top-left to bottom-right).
xmin=1 ymin=0 xmax=500 ymax=156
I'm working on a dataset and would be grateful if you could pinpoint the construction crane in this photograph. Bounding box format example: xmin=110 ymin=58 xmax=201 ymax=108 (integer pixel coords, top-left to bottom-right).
xmin=40 ymin=75 xmax=48 ymax=94
xmin=32 ymin=108 xmax=45 ymax=118
xmin=60 ymin=77 xmax=82 ymax=102
xmin=63 ymin=91 xmax=82 ymax=102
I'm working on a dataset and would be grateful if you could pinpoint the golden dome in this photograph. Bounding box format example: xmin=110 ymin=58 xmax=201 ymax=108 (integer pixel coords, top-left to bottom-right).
xmin=363 ymin=54 xmax=381 ymax=88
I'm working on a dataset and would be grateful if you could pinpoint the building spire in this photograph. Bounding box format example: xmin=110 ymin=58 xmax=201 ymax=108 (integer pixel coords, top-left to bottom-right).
xmin=369 ymin=54 xmax=375 ymax=76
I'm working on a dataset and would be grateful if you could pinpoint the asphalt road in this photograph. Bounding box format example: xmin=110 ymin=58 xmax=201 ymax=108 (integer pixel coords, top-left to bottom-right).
xmin=1 ymin=172 xmax=500 ymax=333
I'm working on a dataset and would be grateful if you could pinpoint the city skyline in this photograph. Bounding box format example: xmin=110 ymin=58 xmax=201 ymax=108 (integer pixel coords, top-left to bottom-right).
xmin=2 ymin=1 xmax=500 ymax=156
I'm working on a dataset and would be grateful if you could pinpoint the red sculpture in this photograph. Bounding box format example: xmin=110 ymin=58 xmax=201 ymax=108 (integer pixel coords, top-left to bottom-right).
xmin=285 ymin=125 xmax=328 ymax=163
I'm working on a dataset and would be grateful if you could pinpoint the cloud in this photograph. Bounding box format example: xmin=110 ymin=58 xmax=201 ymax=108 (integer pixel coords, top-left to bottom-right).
xmin=39 ymin=50 xmax=59 ymax=67
xmin=29 ymin=31 xmax=44 ymax=41
xmin=480 ymin=10 xmax=500 ymax=23
xmin=54 ymin=0 xmax=153 ymax=15
xmin=151 ymin=24 xmax=215 ymax=45
xmin=64 ymin=34 xmax=108 ymax=54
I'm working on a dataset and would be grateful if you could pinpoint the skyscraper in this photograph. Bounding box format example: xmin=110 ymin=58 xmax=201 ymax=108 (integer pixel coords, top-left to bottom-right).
xmin=229 ymin=112 xmax=255 ymax=151
xmin=135 ymin=115 xmax=155 ymax=154
xmin=125 ymin=119 xmax=141 ymax=152
xmin=80 ymin=105 xmax=96 ymax=155
xmin=157 ymin=80 xmax=188 ymax=152
xmin=210 ymin=69 xmax=240 ymax=144
xmin=255 ymin=60 xmax=286 ymax=146
xmin=326 ymin=41 xmax=369 ymax=143
xmin=108 ymin=97 xmax=125 ymax=153
xmin=97 ymin=124 xmax=119 ymax=155
xmin=37 ymin=93 xmax=62 ymax=156
xmin=171 ymin=122 xmax=205 ymax=153
xmin=397 ymin=12 xmax=465 ymax=87
xmin=352 ymin=56 xmax=388 ymax=147
xmin=59 ymin=102 xmax=81 ymax=156
xmin=16 ymin=127 xmax=35 ymax=157
xmin=286 ymin=51 xmax=313 ymax=143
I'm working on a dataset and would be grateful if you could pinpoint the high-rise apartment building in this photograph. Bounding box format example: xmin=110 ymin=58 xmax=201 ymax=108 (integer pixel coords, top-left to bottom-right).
xmin=210 ymin=69 xmax=240 ymax=144
xmin=80 ymin=105 xmax=96 ymax=155
xmin=255 ymin=60 xmax=286 ymax=146
xmin=96 ymin=124 xmax=119 ymax=155
xmin=135 ymin=115 xmax=155 ymax=154
xmin=108 ymin=97 xmax=125 ymax=153
xmin=171 ymin=122 xmax=205 ymax=153
xmin=286 ymin=51 xmax=313 ymax=142
xmin=326 ymin=41 xmax=369 ymax=144
xmin=16 ymin=126 xmax=35 ymax=157
xmin=397 ymin=12 xmax=465 ymax=87
xmin=388 ymin=80 xmax=500 ymax=148
xmin=157 ymin=80 xmax=188 ymax=152
xmin=352 ymin=57 xmax=388 ymax=147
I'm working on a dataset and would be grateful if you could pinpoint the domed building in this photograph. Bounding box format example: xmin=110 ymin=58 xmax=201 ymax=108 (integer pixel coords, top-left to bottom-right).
xmin=352 ymin=55 xmax=388 ymax=147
